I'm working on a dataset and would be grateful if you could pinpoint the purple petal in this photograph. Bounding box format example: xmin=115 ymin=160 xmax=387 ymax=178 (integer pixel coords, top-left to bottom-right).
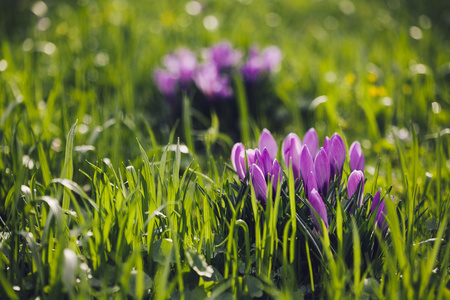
xmin=303 ymin=128 xmax=319 ymax=159
xmin=309 ymin=189 xmax=329 ymax=233
xmin=241 ymin=46 xmax=264 ymax=82
xmin=307 ymin=171 xmax=318 ymax=198
xmin=349 ymin=141 xmax=365 ymax=172
xmin=194 ymin=63 xmax=233 ymax=100
xmin=370 ymin=189 xmax=381 ymax=214
xmin=246 ymin=149 xmax=257 ymax=166
xmin=259 ymin=129 xmax=278 ymax=161
xmin=300 ymin=146 xmax=314 ymax=188
xmin=314 ymin=148 xmax=330 ymax=196
xmin=271 ymin=159 xmax=282 ymax=193
xmin=251 ymin=164 xmax=267 ymax=204
xmin=282 ymin=133 xmax=302 ymax=181
xmin=261 ymin=148 xmax=273 ymax=177
xmin=236 ymin=150 xmax=247 ymax=180
xmin=347 ymin=170 xmax=365 ymax=207
xmin=323 ymin=136 xmax=331 ymax=154
xmin=329 ymin=133 xmax=346 ymax=180
xmin=231 ymin=143 xmax=244 ymax=171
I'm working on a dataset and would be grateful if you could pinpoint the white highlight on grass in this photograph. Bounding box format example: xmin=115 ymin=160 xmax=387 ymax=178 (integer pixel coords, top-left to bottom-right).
xmin=382 ymin=97 xmax=393 ymax=106
xmin=95 ymin=52 xmax=110 ymax=67
xmin=431 ymin=102 xmax=441 ymax=114
xmin=186 ymin=1 xmax=202 ymax=16
xmin=410 ymin=63 xmax=427 ymax=75
xmin=23 ymin=39 xmax=34 ymax=51
xmin=410 ymin=26 xmax=423 ymax=40
xmin=310 ymin=95 xmax=328 ymax=109
xmin=0 ymin=60 xmax=7 ymax=72
xmin=325 ymin=71 xmax=337 ymax=83
xmin=419 ymin=15 xmax=431 ymax=29
xmin=37 ymin=17 xmax=51 ymax=31
xmin=43 ymin=42 xmax=56 ymax=55
xmin=31 ymin=1 xmax=48 ymax=17
xmin=203 ymin=15 xmax=219 ymax=31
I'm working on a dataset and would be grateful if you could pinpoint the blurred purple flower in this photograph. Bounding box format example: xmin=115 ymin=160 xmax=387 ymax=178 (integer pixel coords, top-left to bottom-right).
xmin=194 ymin=63 xmax=233 ymax=99
xmin=163 ymin=48 xmax=197 ymax=85
xmin=205 ymin=42 xmax=242 ymax=70
xmin=241 ymin=45 xmax=283 ymax=82
xmin=309 ymin=188 xmax=329 ymax=233
xmin=258 ymin=129 xmax=278 ymax=161
xmin=347 ymin=170 xmax=365 ymax=207
xmin=154 ymin=69 xmax=179 ymax=97
xmin=349 ymin=141 xmax=365 ymax=172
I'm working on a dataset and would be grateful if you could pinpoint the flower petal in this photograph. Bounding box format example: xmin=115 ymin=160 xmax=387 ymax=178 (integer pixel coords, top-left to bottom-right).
xmin=349 ymin=141 xmax=365 ymax=172
xmin=251 ymin=164 xmax=267 ymax=204
xmin=282 ymin=133 xmax=302 ymax=181
xmin=329 ymin=133 xmax=346 ymax=180
xmin=271 ymin=159 xmax=282 ymax=193
xmin=303 ymin=128 xmax=319 ymax=159
xmin=314 ymin=148 xmax=330 ymax=196
xmin=347 ymin=170 xmax=365 ymax=207
xmin=370 ymin=189 xmax=381 ymax=214
xmin=259 ymin=129 xmax=278 ymax=161
xmin=300 ymin=145 xmax=314 ymax=188
xmin=309 ymin=189 xmax=329 ymax=233
xmin=307 ymin=171 xmax=318 ymax=198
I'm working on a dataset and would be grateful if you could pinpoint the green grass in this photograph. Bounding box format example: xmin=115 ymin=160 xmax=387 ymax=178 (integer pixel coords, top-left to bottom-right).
xmin=1 ymin=0 xmax=450 ymax=299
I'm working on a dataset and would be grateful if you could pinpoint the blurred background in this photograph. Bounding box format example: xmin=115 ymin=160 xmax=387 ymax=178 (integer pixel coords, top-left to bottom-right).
xmin=1 ymin=0 xmax=449 ymax=183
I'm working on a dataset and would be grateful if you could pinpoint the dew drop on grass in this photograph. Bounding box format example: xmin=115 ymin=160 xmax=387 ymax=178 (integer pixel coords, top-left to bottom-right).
xmin=409 ymin=26 xmax=423 ymax=40
xmin=431 ymin=102 xmax=441 ymax=114
xmin=31 ymin=1 xmax=48 ymax=17
xmin=203 ymin=15 xmax=219 ymax=31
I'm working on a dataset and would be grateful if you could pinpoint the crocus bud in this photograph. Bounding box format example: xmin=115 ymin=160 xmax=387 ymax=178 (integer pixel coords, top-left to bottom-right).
xmin=309 ymin=189 xmax=329 ymax=233
xmin=241 ymin=47 xmax=264 ymax=82
xmin=251 ymin=164 xmax=267 ymax=204
xmin=328 ymin=133 xmax=346 ymax=180
xmin=314 ymin=148 xmax=330 ymax=197
xmin=271 ymin=159 xmax=282 ymax=193
xmin=300 ymin=146 xmax=314 ymax=189
xmin=375 ymin=195 xmax=393 ymax=235
xmin=370 ymin=189 xmax=381 ymax=214
xmin=282 ymin=133 xmax=302 ymax=181
xmin=259 ymin=129 xmax=278 ymax=161
xmin=349 ymin=141 xmax=365 ymax=172
xmin=303 ymin=128 xmax=319 ymax=159
xmin=347 ymin=170 xmax=365 ymax=207
xmin=231 ymin=143 xmax=246 ymax=180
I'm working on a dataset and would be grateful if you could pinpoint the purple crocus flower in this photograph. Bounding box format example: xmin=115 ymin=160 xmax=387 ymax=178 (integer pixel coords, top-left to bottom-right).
xmin=241 ymin=46 xmax=265 ymax=82
xmin=370 ymin=189 xmax=381 ymax=213
xmin=231 ymin=143 xmax=257 ymax=180
xmin=303 ymin=128 xmax=319 ymax=159
xmin=154 ymin=69 xmax=179 ymax=97
xmin=349 ymin=141 xmax=365 ymax=172
xmin=163 ymin=48 xmax=197 ymax=85
xmin=327 ymin=133 xmax=346 ymax=181
xmin=347 ymin=170 xmax=365 ymax=207
xmin=300 ymin=146 xmax=314 ymax=192
xmin=205 ymin=42 xmax=242 ymax=70
xmin=375 ymin=195 xmax=394 ymax=235
xmin=309 ymin=188 xmax=329 ymax=233
xmin=282 ymin=133 xmax=302 ymax=182
xmin=241 ymin=45 xmax=283 ymax=82
xmin=314 ymin=148 xmax=330 ymax=196
xmin=251 ymin=164 xmax=267 ymax=204
xmin=194 ymin=63 xmax=233 ymax=99
xmin=258 ymin=129 xmax=278 ymax=161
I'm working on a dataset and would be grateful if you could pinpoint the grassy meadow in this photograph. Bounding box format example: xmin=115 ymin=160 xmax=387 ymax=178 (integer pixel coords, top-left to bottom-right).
xmin=0 ymin=0 xmax=449 ymax=299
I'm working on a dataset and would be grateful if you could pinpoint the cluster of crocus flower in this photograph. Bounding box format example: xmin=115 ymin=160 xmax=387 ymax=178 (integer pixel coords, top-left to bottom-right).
xmin=231 ymin=128 xmax=393 ymax=236
xmin=154 ymin=42 xmax=282 ymax=101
